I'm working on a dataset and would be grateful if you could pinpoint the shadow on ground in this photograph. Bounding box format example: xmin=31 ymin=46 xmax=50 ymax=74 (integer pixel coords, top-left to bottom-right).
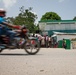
xmin=0 ymin=53 xmax=42 ymax=56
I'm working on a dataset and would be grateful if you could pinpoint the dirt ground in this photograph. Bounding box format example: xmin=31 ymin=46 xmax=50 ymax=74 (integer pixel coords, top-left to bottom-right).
xmin=0 ymin=48 xmax=76 ymax=75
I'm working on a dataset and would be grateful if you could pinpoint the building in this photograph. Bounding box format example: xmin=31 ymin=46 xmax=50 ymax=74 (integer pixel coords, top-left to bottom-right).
xmin=39 ymin=20 xmax=76 ymax=35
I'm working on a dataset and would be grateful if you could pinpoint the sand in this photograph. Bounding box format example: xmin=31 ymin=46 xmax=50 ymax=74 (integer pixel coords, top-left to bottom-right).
xmin=0 ymin=48 xmax=76 ymax=75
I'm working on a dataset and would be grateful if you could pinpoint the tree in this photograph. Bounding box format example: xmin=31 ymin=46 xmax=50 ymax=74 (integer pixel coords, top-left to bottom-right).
xmin=40 ymin=12 xmax=61 ymax=21
xmin=73 ymin=16 xmax=76 ymax=20
xmin=6 ymin=17 xmax=15 ymax=24
xmin=6 ymin=6 xmax=38 ymax=33
xmin=15 ymin=7 xmax=38 ymax=33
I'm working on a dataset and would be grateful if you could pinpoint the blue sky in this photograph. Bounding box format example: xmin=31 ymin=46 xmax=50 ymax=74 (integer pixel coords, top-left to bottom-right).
xmin=0 ymin=0 xmax=76 ymax=23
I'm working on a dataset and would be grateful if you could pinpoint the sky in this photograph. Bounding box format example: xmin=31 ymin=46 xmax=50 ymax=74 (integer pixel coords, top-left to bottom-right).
xmin=0 ymin=0 xmax=76 ymax=23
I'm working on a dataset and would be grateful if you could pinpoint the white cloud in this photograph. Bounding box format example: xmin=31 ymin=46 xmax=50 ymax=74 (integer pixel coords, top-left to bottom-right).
xmin=2 ymin=0 xmax=17 ymax=9
xmin=58 ymin=0 xmax=64 ymax=2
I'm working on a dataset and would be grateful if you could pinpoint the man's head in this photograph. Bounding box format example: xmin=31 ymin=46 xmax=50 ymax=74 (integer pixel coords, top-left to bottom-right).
xmin=0 ymin=8 xmax=6 ymax=17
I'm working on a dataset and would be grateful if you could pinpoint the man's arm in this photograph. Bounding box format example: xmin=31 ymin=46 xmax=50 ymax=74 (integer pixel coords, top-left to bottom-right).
xmin=2 ymin=22 xmax=21 ymax=29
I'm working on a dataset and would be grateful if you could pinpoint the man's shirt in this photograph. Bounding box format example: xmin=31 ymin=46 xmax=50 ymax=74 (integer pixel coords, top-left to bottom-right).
xmin=0 ymin=16 xmax=7 ymax=27
xmin=0 ymin=17 xmax=5 ymax=24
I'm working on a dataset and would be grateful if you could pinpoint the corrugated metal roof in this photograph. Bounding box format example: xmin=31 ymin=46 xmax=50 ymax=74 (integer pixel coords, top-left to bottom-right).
xmin=39 ymin=20 xmax=76 ymax=23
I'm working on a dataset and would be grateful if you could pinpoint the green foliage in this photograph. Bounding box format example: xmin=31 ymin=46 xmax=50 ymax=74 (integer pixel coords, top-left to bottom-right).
xmin=41 ymin=12 xmax=61 ymax=21
xmin=73 ymin=16 xmax=76 ymax=20
xmin=6 ymin=6 xmax=38 ymax=33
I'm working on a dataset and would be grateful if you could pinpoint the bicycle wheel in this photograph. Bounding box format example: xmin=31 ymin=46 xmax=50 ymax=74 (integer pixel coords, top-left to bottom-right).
xmin=24 ymin=39 xmax=40 ymax=55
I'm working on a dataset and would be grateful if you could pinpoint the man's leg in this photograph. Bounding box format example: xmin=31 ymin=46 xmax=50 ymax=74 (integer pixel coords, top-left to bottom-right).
xmin=6 ymin=30 xmax=17 ymax=44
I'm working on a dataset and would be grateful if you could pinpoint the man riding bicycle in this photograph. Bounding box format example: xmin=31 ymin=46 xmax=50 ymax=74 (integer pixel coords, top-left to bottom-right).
xmin=0 ymin=8 xmax=27 ymax=44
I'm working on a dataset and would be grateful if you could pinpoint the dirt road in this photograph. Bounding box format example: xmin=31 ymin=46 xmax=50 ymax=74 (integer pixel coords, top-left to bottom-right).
xmin=0 ymin=48 xmax=76 ymax=75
